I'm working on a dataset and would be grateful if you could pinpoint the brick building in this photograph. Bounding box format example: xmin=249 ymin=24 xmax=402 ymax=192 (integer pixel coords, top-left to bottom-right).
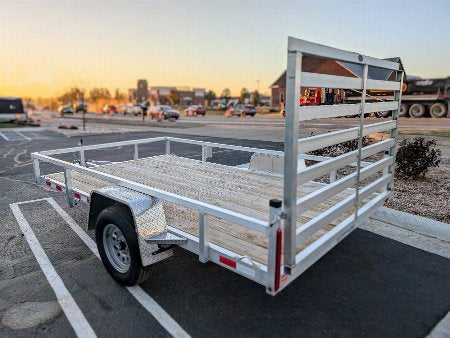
xmin=270 ymin=56 xmax=404 ymax=109
xmin=270 ymin=55 xmax=358 ymax=108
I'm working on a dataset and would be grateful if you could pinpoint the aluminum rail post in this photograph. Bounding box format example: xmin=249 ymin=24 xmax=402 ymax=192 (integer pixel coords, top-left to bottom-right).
xmin=283 ymin=48 xmax=302 ymax=271
xmin=80 ymin=149 xmax=86 ymax=166
xmin=267 ymin=199 xmax=283 ymax=295
xmin=199 ymin=213 xmax=209 ymax=263
xmin=165 ymin=139 xmax=171 ymax=155
xmin=33 ymin=159 xmax=41 ymax=184
xmin=64 ymin=168 xmax=75 ymax=207
xmin=134 ymin=143 xmax=139 ymax=160
xmin=354 ymin=63 xmax=368 ymax=218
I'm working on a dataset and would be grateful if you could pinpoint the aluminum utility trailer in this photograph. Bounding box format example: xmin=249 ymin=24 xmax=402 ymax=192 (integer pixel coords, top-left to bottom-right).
xmin=32 ymin=38 xmax=403 ymax=295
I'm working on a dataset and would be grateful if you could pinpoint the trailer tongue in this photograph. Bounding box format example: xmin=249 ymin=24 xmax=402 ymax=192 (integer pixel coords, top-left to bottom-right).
xmin=32 ymin=37 xmax=403 ymax=295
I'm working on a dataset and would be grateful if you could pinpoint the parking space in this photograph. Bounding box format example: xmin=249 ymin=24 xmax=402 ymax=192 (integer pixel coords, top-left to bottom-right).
xmin=1 ymin=129 xmax=449 ymax=337
xmin=0 ymin=129 xmax=61 ymax=142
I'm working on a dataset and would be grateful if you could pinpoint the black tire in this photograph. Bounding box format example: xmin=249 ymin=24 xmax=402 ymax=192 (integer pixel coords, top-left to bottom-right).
xmin=430 ymin=102 xmax=447 ymax=118
xmin=399 ymin=103 xmax=408 ymax=117
xmin=409 ymin=103 xmax=425 ymax=118
xmin=95 ymin=206 xmax=151 ymax=286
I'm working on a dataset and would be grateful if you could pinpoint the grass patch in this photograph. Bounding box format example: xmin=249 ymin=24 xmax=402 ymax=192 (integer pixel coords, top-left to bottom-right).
xmin=0 ymin=122 xmax=24 ymax=128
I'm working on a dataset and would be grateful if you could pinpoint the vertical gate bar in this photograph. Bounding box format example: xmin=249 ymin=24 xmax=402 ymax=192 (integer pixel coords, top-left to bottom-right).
xmin=33 ymin=159 xmax=41 ymax=184
xmin=329 ymin=170 xmax=336 ymax=183
xmin=64 ymin=168 xmax=75 ymax=208
xmin=283 ymin=49 xmax=302 ymax=271
xmin=165 ymin=140 xmax=171 ymax=155
xmin=199 ymin=213 xmax=209 ymax=263
xmin=80 ymin=150 xmax=86 ymax=166
xmin=354 ymin=63 xmax=369 ymax=219
xmin=386 ymin=71 xmax=404 ymax=191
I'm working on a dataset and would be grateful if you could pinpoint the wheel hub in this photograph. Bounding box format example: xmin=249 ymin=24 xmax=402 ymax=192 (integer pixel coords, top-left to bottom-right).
xmin=103 ymin=224 xmax=131 ymax=273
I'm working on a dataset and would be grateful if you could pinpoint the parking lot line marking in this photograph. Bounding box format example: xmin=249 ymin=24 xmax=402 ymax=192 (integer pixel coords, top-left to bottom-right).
xmin=46 ymin=198 xmax=191 ymax=338
xmin=9 ymin=202 xmax=97 ymax=338
xmin=14 ymin=130 xmax=31 ymax=140
xmin=0 ymin=132 xmax=10 ymax=141
xmin=427 ymin=310 xmax=450 ymax=338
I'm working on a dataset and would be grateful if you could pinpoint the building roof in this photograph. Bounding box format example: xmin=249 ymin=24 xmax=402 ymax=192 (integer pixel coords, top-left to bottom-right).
xmin=340 ymin=57 xmax=406 ymax=81
xmin=270 ymin=56 xmax=406 ymax=88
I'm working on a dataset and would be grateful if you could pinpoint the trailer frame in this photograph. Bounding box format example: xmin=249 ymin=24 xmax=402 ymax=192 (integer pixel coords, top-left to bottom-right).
xmin=32 ymin=37 xmax=403 ymax=295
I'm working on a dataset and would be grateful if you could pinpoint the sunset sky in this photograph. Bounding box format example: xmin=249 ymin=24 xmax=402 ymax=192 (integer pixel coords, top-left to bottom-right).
xmin=1 ymin=0 xmax=449 ymax=99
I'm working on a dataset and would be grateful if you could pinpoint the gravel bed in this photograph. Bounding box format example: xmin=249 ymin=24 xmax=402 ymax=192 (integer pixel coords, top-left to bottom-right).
xmin=386 ymin=163 xmax=450 ymax=223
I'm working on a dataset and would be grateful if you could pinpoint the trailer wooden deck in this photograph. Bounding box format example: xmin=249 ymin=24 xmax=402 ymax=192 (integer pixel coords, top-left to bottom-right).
xmin=45 ymin=155 xmax=371 ymax=265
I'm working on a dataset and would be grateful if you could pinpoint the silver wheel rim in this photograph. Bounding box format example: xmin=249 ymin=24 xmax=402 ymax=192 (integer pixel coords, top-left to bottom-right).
xmin=103 ymin=224 xmax=131 ymax=273
xmin=431 ymin=105 xmax=443 ymax=116
xmin=400 ymin=105 xmax=407 ymax=115
xmin=411 ymin=106 xmax=422 ymax=116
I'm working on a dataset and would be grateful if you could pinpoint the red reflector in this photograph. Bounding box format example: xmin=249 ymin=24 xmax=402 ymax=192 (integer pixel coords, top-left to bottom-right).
xmin=45 ymin=181 xmax=51 ymax=186
xmin=275 ymin=228 xmax=282 ymax=291
xmin=87 ymin=197 xmax=90 ymax=203
xmin=219 ymin=256 xmax=236 ymax=269
xmin=74 ymin=193 xmax=81 ymax=199
xmin=56 ymin=185 xmax=62 ymax=191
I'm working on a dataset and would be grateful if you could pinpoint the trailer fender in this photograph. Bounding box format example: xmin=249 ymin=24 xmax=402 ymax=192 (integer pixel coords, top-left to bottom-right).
xmin=88 ymin=186 xmax=172 ymax=266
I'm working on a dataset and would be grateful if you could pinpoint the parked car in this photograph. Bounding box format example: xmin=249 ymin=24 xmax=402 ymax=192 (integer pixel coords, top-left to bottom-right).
xmin=227 ymin=104 xmax=256 ymax=117
xmin=215 ymin=103 xmax=227 ymax=111
xmin=75 ymin=101 xmax=88 ymax=113
xmin=184 ymin=105 xmax=206 ymax=116
xmin=102 ymin=104 xmax=117 ymax=114
xmin=149 ymin=105 xmax=180 ymax=120
xmin=58 ymin=105 xmax=74 ymax=116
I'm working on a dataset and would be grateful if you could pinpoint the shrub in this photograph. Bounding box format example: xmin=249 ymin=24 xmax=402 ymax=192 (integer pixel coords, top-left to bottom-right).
xmin=396 ymin=137 xmax=441 ymax=179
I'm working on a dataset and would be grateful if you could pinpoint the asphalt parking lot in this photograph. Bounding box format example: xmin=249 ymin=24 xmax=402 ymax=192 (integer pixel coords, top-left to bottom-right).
xmin=1 ymin=129 xmax=449 ymax=337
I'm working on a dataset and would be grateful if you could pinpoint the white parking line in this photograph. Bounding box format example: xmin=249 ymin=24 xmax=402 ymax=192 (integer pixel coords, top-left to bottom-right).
xmin=14 ymin=130 xmax=32 ymax=140
xmin=9 ymin=202 xmax=97 ymax=338
xmin=0 ymin=132 xmax=10 ymax=141
xmin=45 ymin=197 xmax=191 ymax=338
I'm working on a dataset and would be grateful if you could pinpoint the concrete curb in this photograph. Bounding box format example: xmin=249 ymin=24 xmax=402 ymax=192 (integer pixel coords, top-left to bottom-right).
xmin=371 ymin=207 xmax=450 ymax=242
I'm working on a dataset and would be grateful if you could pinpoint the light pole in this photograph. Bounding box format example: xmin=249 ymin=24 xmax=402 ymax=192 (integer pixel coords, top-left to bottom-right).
xmin=256 ymin=80 xmax=260 ymax=92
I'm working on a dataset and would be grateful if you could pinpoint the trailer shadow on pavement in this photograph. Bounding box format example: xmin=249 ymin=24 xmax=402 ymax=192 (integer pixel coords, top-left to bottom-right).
xmin=1 ymin=129 xmax=449 ymax=337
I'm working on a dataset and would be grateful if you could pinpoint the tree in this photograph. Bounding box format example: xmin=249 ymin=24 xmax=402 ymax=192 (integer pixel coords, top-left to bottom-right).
xmin=167 ymin=89 xmax=180 ymax=106
xmin=205 ymin=90 xmax=216 ymax=104
xmin=251 ymin=90 xmax=260 ymax=106
xmin=58 ymin=87 xmax=85 ymax=105
xmin=221 ymin=88 xmax=231 ymax=100
xmin=240 ymin=87 xmax=248 ymax=103
xmin=114 ymin=88 xmax=126 ymax=101
xmin=89 ymin=87 xmax=111 ymax=102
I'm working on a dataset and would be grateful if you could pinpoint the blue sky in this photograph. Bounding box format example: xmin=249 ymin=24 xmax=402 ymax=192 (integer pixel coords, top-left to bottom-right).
xmin=0 ymin=0 xmax=449 ymax=98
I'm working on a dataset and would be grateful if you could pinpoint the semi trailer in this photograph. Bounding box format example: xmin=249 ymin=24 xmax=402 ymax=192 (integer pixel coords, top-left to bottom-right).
xmin=364 ymin=77 xmax=450 ymax=118
xmin=31 ymin=38 xmax=403 ymax=295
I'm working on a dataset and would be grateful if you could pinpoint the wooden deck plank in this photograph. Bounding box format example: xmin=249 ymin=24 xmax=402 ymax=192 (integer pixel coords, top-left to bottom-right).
xmin=44 ymin=155 xmax=374 ymax=264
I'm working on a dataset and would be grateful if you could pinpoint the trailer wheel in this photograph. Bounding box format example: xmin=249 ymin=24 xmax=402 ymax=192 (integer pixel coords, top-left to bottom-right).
xmin=399 ymin=103 xmax=408 ymax=117
xmin=430 ymin=103 xmax=447 ymax=118
xmin=409 ymin=103 xmax=425 ymax=118
xmin=95 ymin=206 xmax=152 ymax=286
